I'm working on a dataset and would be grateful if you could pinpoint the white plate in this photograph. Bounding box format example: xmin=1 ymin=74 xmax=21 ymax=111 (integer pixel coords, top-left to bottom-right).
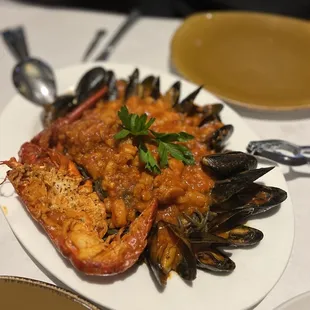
xmin=275 ymin=291 xmax=310 ymax=310
xmin=0 ymin=62 xmax=294 ymax=310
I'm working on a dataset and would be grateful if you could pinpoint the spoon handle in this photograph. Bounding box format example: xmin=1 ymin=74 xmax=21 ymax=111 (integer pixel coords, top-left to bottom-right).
xmin=2 ymin=26 xmax=29 ymax=62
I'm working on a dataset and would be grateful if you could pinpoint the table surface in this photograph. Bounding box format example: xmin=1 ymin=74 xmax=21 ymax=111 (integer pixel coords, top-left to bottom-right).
xmin=0 ymin=2 xmax=310 ymax=309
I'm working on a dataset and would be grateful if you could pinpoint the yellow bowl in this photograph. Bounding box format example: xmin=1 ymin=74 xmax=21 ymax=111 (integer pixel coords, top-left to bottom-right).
xmin=0 ymin=276 xmax=99 ymax=310
xmin=171 ymin=11 xmax=310 ymax=111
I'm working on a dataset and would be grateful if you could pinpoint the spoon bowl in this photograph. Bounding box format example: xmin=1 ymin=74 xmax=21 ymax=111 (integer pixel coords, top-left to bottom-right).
xmin=13 ymin=58 xmax=57 ymax=105
xmin=2 ymin=27 xmax=57 ymax=106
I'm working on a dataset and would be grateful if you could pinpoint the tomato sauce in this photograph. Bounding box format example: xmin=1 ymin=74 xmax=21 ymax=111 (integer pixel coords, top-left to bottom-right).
xmin=58 ymin=95 xmax=223 ymax=228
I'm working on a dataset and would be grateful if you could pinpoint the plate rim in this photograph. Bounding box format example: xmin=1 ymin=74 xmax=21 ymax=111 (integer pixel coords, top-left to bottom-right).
xmin=171 ymin=10 xmax=310 ymax=112
xmin=274 ymin=290 xmax=310 ymax=309
xmin=0 ymin=61 xmax=295 ymax=310
xmin=0 ymin=275 xmax=100 ymax=309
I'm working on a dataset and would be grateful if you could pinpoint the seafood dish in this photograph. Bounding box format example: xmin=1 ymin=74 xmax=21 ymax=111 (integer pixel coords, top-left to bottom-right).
xmin=1 ymin=67 xmax=287 ymax=287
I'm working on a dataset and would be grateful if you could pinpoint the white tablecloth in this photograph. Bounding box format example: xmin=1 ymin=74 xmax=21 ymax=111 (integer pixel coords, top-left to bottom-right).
xmin=0 ymin=3 xmax=309 ymax=309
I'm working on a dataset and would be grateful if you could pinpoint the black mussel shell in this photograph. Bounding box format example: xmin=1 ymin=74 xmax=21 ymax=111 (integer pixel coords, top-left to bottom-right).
xmin=190 ymin=232 xmax=231 ymax=246
xmin=124 ymin=68 xmax=139 ymax=100
xmin=43 ymin=94 xmax=75 ymax=127
xmin=146 ymin=221 xmax=196 ymax=287
xmin=104 ymin=70 xmax=118 ymax=101
xmin=196 ymin=248 xmax=236 ymax=272
xmin=173 ymin=86 xmax=202 ymax=113
xmin=211 ymin=183 xmax=287 ymax=215
xmin=211 ymin=167 xmax=274 ymax=204
xmin=208 ymin=124 xmax=234 ymax=150
xmin=141 ymin=75 xmax=155 ymax=98
xmin=208 ymin=208 xmax=254 ymax=233
xmin=165 ymin=81 xmax=181 ymax=106
xmin=202 ymin=151 xmax=258 ymax=178
xmin=75 ymin=67 xmax=106 ymax=104
xmin=215 ymin=225 xmax=264 ymax=246
xmin=199 ymin=103 xmax=223 ymax=126
xmin=150 ymin=77 xmax=160 ymax=100
xmin=141 ymin=75 xmax=160 ymax=99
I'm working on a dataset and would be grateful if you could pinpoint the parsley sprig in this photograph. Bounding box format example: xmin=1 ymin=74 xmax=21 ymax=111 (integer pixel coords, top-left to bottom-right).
xmin=114 ymin=106 xmax=155 ymax=139
xmin=114 ymin=106 xmax=195 ymax=174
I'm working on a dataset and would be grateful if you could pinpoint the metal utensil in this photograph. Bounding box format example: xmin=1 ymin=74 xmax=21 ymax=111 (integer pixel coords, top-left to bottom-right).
xmin=82 ymin=29 xmax=106 ymax=62
xmin=95 ymin=9 xmax=141 ymax=61
xmin=2 ymin=26 xmax=57 ymax=106
xmin=247 ymin=139 xmax=310 ymax=166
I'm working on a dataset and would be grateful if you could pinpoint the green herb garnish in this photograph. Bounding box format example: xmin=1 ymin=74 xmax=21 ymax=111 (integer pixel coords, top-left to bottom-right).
xmin=114 ymin=106 xmax=195 ymax=173
xmin=114 ymin=106 xmax=155 ymax=139
xmin=139 ymin=142 xmax=161 ymax=174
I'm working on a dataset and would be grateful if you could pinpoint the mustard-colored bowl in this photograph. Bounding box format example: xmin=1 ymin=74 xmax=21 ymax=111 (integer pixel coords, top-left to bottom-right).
xmin=171 ymin=11 xmax=310 ymax=111
xmin=0 ymin=276 xmax=99 ymax=310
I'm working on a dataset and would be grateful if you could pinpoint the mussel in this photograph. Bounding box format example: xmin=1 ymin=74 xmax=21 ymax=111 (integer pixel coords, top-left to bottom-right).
xmin=43 ymin=66 xmax=114 ymax=126
xmin=211 ymin=167 xmax=274 ymax=204
xmin=202 ymin=151 xmax=258 ymax=178
xmin=211 ymin=183 xmax=287 ymax=215
xmin=104 ymin=70 xmax=118 ymax=101
xmin=195 ymin=247 xmax=236 ymax=272
xmin=124 ymin=68 xmax=140 ymax=100
xmin=208 ymin=124 xmax=234 ymax=150
xmin=75 ymin=66 xmax=107 ymax=104
xmin=208 ymin=208 xmax=254 ymax=233
xmin=215 ymin=225 xmax=264 ymax=247
xmin=164 ymin=81 xmax=181 ymax=106
xmin=141 ymin=75 xmax=161 ymax=99
xmin=146 ymin=221 xmax=196 ymax=286
xmin=173 ymin=86 xmax=202 ymax=113
xmin=199 ymin=103 xmax=223 ymax=127
xmin=43 ymin=94 xmax=75 ymax=127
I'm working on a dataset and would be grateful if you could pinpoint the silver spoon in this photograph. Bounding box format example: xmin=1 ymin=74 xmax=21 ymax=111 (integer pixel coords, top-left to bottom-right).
xmin=2 ymin=26 xmax=57 ymax=106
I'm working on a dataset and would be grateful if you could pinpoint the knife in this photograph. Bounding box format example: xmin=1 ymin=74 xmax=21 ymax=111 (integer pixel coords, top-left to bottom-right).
xmin=95 ymin=9 xmax=141 ymax=61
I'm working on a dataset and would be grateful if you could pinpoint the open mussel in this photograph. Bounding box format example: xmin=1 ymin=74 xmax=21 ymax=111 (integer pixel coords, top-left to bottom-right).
xmin=211 ymin=183 xmax=287 ymax=215
xmin=104 ymin=70 xmax=118 ymax=101
xmin=199 ymin=103 xmax=223 ymax=126
xmin=215 ymin=225 xmax=264 ymax=246
xmin=178 ymin=211 xmax=230 ymax=246
xmin=124 ymin=68 xmax=140 ymax=100
xmin=75 ymin=66 xmax=107 ymax=104
xmin=146 ymin=221 xmax=196 ymax=287
xmin=208 ymin=124 xmax=234 ymax=150
xmin=208 ymin=208 xmax=254 ymax=233
xmin=43 ymin=66 xmax=119 ymax=126
xmin=164 ymin=81 xmax=181 ymax=106
xmin=43 ymin=94 xmax=75 ymax=127
xmin=211 ymin=167 xmax=274 ymax=204
xmin=173 ymin=86 xmax=202 ymax=113
xmin=141 ymin=76 xmax=161 ymax=99
xmin=195 ymin=247 xmax=235 ymax=272
xmin=202 ymin=151 xmax=258 ymax=178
